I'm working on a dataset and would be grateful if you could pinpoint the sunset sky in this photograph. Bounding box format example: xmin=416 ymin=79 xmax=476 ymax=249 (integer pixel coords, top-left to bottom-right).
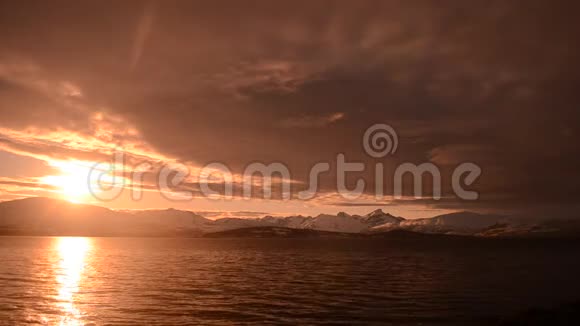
xmin=0 ymin=0 xmax=578 ymax=219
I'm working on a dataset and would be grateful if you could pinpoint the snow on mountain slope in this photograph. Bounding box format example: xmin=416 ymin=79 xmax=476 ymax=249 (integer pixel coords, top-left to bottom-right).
xmin=360 ymin=209 xmax=404 ymax=227
xmin=259 ymin=215 xmax=312 ymax=229
xmin=225 ymin=213 xmax=393 ymax=234
xmin=127 ymin=209 xmax=212 ymax=230
xmin=280 ymin=216 xmax=312 ymax=228
xmin=397 ymin=212 xmax=505 ymax=234
xmin=205 ymin=217 xmax=265 ymax=232
xmin=300 ymin=212 xmax=370 ymax=233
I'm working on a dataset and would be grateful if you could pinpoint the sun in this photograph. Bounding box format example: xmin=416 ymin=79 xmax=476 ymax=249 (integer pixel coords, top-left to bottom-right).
xmin=41 ymin=160 xmax=122 ymax=203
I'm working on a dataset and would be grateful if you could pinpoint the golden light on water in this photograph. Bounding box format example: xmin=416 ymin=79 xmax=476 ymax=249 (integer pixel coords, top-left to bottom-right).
xmin=55 ymin=237 xmax=91 ymax=326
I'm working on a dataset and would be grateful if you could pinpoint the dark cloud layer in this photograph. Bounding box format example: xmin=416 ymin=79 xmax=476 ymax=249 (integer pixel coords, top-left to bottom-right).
xmin=0 ymin=0 xmax=579 ymax=212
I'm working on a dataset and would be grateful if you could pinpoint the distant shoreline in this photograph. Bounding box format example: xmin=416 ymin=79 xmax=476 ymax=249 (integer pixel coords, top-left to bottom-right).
xmin=2 ymin=226 xmax=580 ymax=241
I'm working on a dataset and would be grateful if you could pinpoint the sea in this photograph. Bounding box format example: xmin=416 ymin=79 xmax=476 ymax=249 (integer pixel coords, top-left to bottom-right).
xmin=1 ymin=236 xmax=580 ymax=325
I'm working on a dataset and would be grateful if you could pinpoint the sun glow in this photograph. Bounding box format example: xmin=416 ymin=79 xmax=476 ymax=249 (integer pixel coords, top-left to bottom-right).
xmin=42 ymin=160 xmax=124 ymax=203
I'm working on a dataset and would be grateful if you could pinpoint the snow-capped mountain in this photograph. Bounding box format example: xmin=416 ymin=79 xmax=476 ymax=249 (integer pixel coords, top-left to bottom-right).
xmin=299 ymin=212 xmax=370 ymax=233
xmin=360 ymin=209 xmax=404 ymax=227
xmin=394 ymin=212 xmax=506 ymax=234
xmin=247 ymin=210 xmax=404 ymax=234
xmin=203 ymin=211 xmax=402 ymax=234
xmin=0 ymin=197 xmax=577 ymax=237
xmin=126 ymin=208 xmax=212 ymax=229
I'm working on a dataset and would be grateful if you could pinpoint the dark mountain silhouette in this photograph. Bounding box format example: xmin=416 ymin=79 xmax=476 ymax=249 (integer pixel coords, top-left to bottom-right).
xmin=203 ymin=226 xmax=362 ymax=238
xmin=0 ymin=197 xmax=208 ymax=237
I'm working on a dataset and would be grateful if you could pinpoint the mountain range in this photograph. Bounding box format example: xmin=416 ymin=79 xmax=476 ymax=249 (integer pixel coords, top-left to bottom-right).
xmin=0 ymin=197 xmax=578 ymax=238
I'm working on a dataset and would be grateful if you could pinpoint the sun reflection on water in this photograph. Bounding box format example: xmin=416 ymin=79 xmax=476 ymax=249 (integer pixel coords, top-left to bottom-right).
xmin=55 ymin=237 xmax=91 ymax=326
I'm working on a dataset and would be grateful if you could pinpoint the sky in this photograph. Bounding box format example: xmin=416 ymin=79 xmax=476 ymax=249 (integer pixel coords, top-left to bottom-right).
xmin=0 ymin=0 xmax=579 ymax=219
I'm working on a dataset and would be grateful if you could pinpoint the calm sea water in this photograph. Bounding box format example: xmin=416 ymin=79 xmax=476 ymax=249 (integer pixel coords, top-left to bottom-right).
xmin=1 ymin=236 xmax=580 ymax=325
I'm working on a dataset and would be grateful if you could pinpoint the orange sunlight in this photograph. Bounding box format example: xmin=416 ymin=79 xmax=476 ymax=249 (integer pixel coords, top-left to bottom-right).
xmin=42 ymin=160 xmax=124 ymax=203
xmin=55 ymin=237 xmax=92 ymax=325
